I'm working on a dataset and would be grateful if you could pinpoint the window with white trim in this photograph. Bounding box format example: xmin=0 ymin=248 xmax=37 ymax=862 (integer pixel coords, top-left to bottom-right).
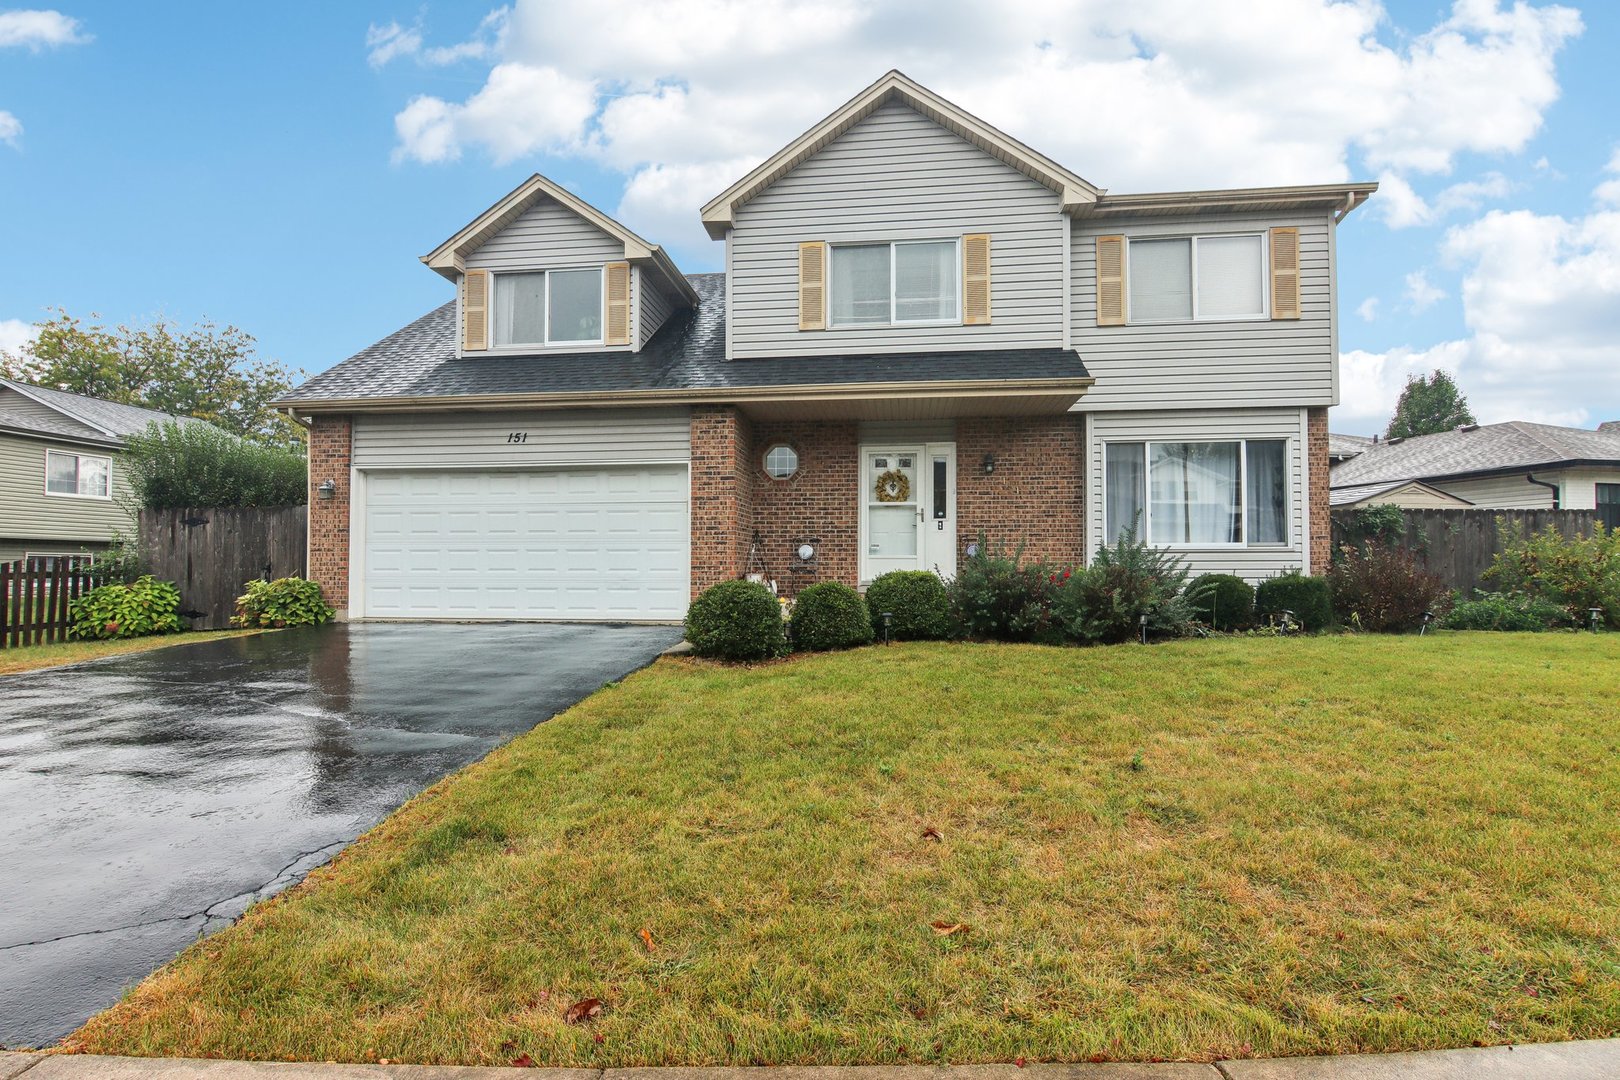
xmin=45 ymin=450 xmax=111 ymax=499
xmin=1128 ymin=234 xmax=1266 ymax=322
xmin=492 ymin=268 xmax=604 ymax=347
xmin=830 ymin=239 xmax=959 ymax=327
xmin=1105 ymin=439 xmax=1287 ymax=546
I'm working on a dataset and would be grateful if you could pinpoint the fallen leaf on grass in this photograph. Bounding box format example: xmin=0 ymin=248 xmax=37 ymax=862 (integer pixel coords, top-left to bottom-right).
xmin=929 ymin=921 xmax=969 ymax=936
xmin=638 ymin=927 xmax=656 ymax=952
xmin=512 ymin=1054 xmax=535 ymax=1068
xmin=565 ymin=998 xmax=604 ymax=1024
xmin=921 ymin=826 xmax=942 ymax=841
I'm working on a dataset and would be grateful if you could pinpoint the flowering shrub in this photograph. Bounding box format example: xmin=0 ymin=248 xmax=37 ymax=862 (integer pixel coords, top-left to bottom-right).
xmin=68 ymin=576 xmax=183 ymax=640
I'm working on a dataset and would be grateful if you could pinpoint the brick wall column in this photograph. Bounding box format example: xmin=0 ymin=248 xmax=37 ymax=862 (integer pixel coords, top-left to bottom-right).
xmin=956 ymin=415 xmax=1086 ymax=566
xmin=307 ymin=415 xmax=352 ymax=615
xmin=689 ymin=406 xmax=753 ymax=597
xmin=748 ymin=421 xmax=860 ymax=597
xmin=1307 ymin=406 xmax=1330 ymax=573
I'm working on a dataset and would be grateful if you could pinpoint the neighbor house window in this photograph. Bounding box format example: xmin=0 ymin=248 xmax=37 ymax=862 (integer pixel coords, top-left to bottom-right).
xmin=492 ymin=268 xmax=603 ymax=347
xmin=1598 ymin=482 xmax=1620 ymax=531
xmin=830 ymin=239 xmax=959 ymax=327
xmin=1104 ymin=439 xmax=1288 ymax=546
xmin=45 ymin=450 xmax=111 ymax=499
xmin=1128 ymin=234 xmax=1266 ymax=322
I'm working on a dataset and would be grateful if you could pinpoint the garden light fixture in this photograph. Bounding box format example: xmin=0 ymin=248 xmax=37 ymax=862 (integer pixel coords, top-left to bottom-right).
xmin=1138 ymin=611 xmax=1149 ymax=645
xmin=1591 ymin=607 xmax=1605 ymax=632
xmin=1420 ymin=610 xmax=1434 ymax=635
xmin=880 ymin=611 xmax=893 ymax=645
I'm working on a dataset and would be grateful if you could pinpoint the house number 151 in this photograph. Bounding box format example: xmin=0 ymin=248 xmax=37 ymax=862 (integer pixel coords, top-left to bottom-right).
xmin=506 ymin=432 xmax=528 ymax=444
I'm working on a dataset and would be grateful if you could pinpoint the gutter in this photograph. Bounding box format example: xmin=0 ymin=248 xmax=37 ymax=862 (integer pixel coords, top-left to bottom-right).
xmin=268 ymin=375 xmax=1097 ymax=415
xmin=1526 ymin=473 xmax=1562 ymax=509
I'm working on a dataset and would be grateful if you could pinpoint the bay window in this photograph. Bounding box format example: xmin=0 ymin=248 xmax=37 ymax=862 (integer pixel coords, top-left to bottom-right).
xmin=830 ymin=239 xmax=959 ymax=327
xmin=1128 ymin=233 xmax=1266 ymax=322
xmin=492 ymin=267 xmax=603 ymax=347
xmin=1105 ymin=439 xmax=1288 ymax=546
xmin=46 ymin=450 xmax=111 ymax=499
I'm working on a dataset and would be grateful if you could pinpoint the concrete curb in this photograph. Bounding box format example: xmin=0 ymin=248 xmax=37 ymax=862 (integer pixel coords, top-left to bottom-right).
xmin=3 ymin=1043 xmax=1618 ymax=1080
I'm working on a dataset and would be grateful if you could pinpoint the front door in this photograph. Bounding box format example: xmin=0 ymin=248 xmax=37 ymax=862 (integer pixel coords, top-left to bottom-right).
xmin=861 ymin=443 xmax=956 ymax=583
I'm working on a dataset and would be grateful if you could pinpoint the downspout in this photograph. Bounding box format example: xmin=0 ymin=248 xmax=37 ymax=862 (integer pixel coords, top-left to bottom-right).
xmin=1526 ymin=473 xmax=1561 ymax=509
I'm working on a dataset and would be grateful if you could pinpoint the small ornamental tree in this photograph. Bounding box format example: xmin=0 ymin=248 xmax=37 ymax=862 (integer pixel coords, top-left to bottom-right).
xmin=1385 ymin=370 xmax=1476 ymax=439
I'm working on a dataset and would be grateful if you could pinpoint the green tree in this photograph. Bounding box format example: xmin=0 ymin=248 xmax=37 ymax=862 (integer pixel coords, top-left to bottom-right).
xmin=1385 ymin=369 xmax=1477 ymax=439
xmin=0 ymin=310 xmax=305 ymax=447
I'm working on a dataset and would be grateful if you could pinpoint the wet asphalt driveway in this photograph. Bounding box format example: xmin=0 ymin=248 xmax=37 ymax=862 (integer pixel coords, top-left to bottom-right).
xmin=0 ymin=621 xmax=682 ymax=1048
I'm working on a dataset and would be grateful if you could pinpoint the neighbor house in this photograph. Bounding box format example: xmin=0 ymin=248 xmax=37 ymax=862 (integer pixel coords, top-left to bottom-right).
xmin=0 ymin=379 xmax=205 ymax=563
xmin=274 ymin=71 xmax=1376 ymax=622
xmin=1329 ymin=420 xmax=1620 ymax=525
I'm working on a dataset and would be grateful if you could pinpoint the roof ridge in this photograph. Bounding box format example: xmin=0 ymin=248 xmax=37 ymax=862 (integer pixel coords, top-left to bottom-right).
xmin=1505 ymin=419 xmax=1571 ymax=457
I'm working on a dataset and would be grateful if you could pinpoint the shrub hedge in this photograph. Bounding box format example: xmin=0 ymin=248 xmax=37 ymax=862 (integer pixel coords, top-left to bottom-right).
xmin=685 ymin=580 xmax=789 ymax=661
xmin=1187 ymin=573 xmax=1255 ymax=631
xmin=863 ymin=570 xmax=952 ymax=641
xmin=1255 ymin=570 xmax=1334 ymax=631
xmin=791 ymin=582 xmax=874 ymax=651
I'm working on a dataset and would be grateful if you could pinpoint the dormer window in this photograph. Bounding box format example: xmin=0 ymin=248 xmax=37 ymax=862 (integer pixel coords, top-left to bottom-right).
xmin=492 ymin=268 xmax=604 ymax=347
xmin=829 ymin=239 xmax=960 ymax=327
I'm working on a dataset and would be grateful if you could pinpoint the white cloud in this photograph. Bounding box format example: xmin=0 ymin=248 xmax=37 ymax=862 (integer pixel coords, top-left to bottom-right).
xmin=1356 ymin=296 xmax=1380 ymax=322
xmin=0 ymin=8 xmax=88 ymax=50
xmin=0 ymin=317 xmax=38 ymax=358
xmin=1404 ymin=269 xmax=1447 ymax=312
xmin=366 ymin=12 xmax=503 ymax=68
xmin=385 ymin=0 xmax=1582 ymax=255
xmin=0 ymin=109 xmax=20 ymax=148
xmin=1594 ymin=149 xmax=1620 ymax=208
xmin=1376 ymin=170 xmax=1510 ymax=228
xmin=365 ymin=22 xmax=422 ymax=69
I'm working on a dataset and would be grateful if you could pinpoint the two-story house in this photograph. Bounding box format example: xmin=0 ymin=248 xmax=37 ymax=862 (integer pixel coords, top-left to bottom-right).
xmin=275 ymin=71 xmax=1375 ymax=622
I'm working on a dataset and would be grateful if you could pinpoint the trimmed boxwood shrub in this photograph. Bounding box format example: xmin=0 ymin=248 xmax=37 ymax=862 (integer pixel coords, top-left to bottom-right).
xmin=1187 ymin=573 xmax=1255 ymax=631
xmin=791 ymin=581 xmax=874 ymax=652
xmin=68 ymin=575 xmax=183 ymax=640
xmin=233 ymin=577 xmax=335 ymax=629
xmin=864 ymin=570 xmax=951 ymax=641
xmin=685 ymin=580 xmax=788 ymax=661
xmin=1255 ymin=570 xmax=1334 ymax=631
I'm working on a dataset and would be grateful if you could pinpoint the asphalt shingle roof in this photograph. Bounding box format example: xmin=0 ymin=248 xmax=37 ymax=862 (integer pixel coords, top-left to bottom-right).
xmin=0 ymin=378 xmax=206 ymax=444
xmin=1329 ymin=421 xmax=1620 ymax=487
xmin=279 ymin=273 xmax=1090 ymax=404
xmin=1327 ymin=432 xmax=1374 ymax=459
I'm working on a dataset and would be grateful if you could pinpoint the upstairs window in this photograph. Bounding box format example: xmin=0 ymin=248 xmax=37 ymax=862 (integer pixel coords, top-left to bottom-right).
xmin=830 ymin=239 xmax=959 ymax=327
xmin=1104 ymin=439 xmax=1287 ymax=546
xmin=46 ymin=450 xmax=111 ymax=499
xmin=1128 ymin=234 xmax=1266 ymax=322
xmin=492 ymin=268 xmax=603 ymax=347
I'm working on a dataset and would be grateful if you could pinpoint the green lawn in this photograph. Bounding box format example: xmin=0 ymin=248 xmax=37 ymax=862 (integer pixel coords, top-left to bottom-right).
xmin=67 ymin=633 xmax=1620 ymax=1066
xmin=0 ymin=629 xmax=260 ymax=675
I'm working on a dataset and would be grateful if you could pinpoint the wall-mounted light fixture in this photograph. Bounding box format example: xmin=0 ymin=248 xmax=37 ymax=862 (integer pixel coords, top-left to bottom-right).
xmin=981 ymin=453 xmax=996 ymax=475
xmin=317 ymin=479 xmax=337 ymax=500
xmin=797 ymin=542 xmax=816 ymax=562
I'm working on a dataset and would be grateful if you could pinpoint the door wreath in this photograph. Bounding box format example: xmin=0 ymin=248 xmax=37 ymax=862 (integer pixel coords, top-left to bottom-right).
xmin=874 ymin=468 xmax=911 ymax=503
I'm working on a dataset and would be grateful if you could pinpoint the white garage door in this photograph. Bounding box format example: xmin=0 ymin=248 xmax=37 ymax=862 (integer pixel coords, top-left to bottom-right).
xmin=361 ymin=466 xmax=689 ymax=621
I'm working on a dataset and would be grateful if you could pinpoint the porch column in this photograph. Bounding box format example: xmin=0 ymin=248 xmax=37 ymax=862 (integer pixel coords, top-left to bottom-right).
xmin=689 ymin=405 xmax=754 ymax=597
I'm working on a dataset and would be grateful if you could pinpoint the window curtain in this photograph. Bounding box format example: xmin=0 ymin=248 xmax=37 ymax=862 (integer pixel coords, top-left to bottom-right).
xmin=494 ymin=272 xmax=546 ymax=346
xmin=1150 ymin=442 xmax=1240 ymax=544
xmin=1245 ymin=440 xmax=1287 ymax=543
xmin=831 ymin=245 xmax=890 ymax=325
xmin=894 ymin=241 xmax=956 ymax=321
xmin=1128 ymin=238 xmax=1192 ymax=321
xmin=1105 ymin=443 xmax=1146 ymax=542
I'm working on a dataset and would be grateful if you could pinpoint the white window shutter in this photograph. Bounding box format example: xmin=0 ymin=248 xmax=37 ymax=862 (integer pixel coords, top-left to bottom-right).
xmin=604 ymin=261 xmax=631 ymax=345
xmin=962 ymin=234 xmax=991 ymax=325
xmin=798 ymin=241 xmax=827 ymax=330
xmin=462 ymin=269 xmax=489 ymax=351
xmin=1096 ymin=235 xmax=1126 ymax=326
xmin=1270 ymin=227 xmax=1301 ymax=320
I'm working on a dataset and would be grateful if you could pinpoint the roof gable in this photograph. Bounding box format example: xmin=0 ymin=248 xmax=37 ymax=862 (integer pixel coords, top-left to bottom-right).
xmin=422 ymin=173 xmax=698 ymax=305
xmin=700 ymin=70 xmax=1102 ymax=240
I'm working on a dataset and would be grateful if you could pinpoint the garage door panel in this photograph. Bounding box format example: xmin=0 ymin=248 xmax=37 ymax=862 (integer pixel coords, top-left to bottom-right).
xmin=363 ymin=466 xmax=689 ymax=620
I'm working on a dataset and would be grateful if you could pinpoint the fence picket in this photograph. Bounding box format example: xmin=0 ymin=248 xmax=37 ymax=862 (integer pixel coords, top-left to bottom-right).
xmin=0 ymin=557 xmax=99 ymax=649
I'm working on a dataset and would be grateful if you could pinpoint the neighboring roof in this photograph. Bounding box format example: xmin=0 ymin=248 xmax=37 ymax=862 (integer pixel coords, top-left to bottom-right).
xmin=1076 ymin=182 xmax=1377 ymax=222
xmin=0 ymin=378 xmax=201 ymax=445
xmin=1328 ymin=432 xmax=1375 ymax=460
xmin=1330 ymin=421 xmax=1620 ymax=487
xmin=274 ymin=273 xmax=1092 ymax=411
xmin=422 ymin=174 xmax=698 ymax=306
xmin=1329 ymin=480 xmax=1472 ymax=508
xmin=700 ymin=70 xmax=1104 ymax=239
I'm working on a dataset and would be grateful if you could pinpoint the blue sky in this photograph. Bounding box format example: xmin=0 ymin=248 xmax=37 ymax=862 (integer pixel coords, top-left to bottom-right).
xmin=2 ymin=1 xmax=1617 ymax=435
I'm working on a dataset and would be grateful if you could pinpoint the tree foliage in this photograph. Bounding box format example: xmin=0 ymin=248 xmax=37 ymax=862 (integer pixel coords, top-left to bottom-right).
xmin=1385 ymin=369 xmax=1477 ymax=439
xmin=0 ymin=309 xmax=304 ymax=447
xmin=121 ymin=421 xmax=307 ymax=509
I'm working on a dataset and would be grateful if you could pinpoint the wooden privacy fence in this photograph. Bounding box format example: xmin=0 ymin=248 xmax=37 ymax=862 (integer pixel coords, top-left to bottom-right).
xmin=139 ymin=506 xmax=307 ymax=630
xmin=1330 ymin=507 xmax=1600 ymax=595
xmin=1 ymin=556 xmax=99 ymax=648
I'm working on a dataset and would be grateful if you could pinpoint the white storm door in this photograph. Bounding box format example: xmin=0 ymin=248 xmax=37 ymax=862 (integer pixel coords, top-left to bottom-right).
xmin=862 ymin=447 xmax=923 ymax=582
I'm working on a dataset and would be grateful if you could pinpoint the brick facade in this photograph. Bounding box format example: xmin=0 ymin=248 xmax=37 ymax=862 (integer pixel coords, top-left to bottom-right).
xmin=1307 ymin=406 xmax=1330 ymax=573
xmin=749 ymin=420 xmax=860 ymax=597
xmin=307 ymin=414 xmax=352 ymax=614
xmin=689 ymin=405 xmax=753 ymax=594
xmin=957 ymin=415 xmax=1086 ymax=567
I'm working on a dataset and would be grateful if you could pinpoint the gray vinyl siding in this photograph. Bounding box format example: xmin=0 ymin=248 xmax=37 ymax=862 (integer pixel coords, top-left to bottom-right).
xmin=463 ymin=196 xmax=635 ymax=356
xmin=0 ymin=387 xmax=107 ymax=439
xmin=729 ymin=100 xmax=1065 ymax=359
xmin=1084 ymin=407 xmax=1312 ymax=580
xmin=0 ymin=432 xmax=132 ymax=547
xmin=351 ymin=408 xmax=692 ymax=469
xmin=1071 ymin=211 xmax=1336 ymax=410
xmin=638 ymin=270 xmax=677 ymax=350
xmin=1435 ymin=472 xmax=1560 ymax=509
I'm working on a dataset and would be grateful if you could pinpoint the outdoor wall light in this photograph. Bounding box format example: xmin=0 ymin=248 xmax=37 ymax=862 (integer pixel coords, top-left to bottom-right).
xmin=797 ymin=542 xmax=816 ymax=561
xmin=981 ymin=453 xmax=996 ymax=475
xmin=316 ymin=479 xmax=337 ymax=500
